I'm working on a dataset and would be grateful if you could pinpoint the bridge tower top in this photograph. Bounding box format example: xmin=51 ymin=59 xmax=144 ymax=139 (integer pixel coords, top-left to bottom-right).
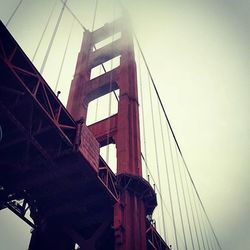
xmin=67 ymin=17 xmax=142 ymax=176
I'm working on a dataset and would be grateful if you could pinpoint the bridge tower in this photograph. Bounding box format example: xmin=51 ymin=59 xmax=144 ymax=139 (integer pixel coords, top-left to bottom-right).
xmin=67 ymin=17 xmax=153 ymax=250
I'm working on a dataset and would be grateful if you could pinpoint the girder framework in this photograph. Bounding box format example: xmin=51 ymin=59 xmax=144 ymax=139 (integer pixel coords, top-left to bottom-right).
xmin=0 ymin=20 xmax=118 ymax=249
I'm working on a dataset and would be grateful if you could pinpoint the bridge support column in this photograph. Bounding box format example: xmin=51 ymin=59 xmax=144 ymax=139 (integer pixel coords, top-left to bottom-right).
xmin=114 ymin=191 xmax=147 ymax=250
xmin=114 ymin=174 xmax=157 ymax=250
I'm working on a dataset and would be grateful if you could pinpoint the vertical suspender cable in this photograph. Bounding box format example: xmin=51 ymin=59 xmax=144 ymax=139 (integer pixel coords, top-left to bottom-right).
xmin=166 ymin=123 xmax=188 ymax=249
xmin=207 ymin=231 xmax=214 ymax=250
xmin=141 ymin=153 xmax=171 ymax=219
xmin=192 ymin=184 xmax=207 ymax=249
xmin=175 ymin=146 xmax=195 ymax=249
xmin=40 ymin=0 xmax=68 ymax=74
xmin=32 ymin=0 xmax=58 ymax=62
xmin=157 ymin=100 xmax=179 ymax=250
xmin=211 ymin=230 xmax=218 ymax=250
xmin=141 ymin=155 xmax=185 ymax=248
xmin=138 ymin=54 xmax=148 ymax=178
xmin=54 ymin=18 xmax=74 ymax=92
xmin=6 ymin=0 xmax=24 ymax=27
xmin=147 ymin=73 xmax=167 ymax=241
xmin=192 ymin=173 xmax=221 ymax=249
xmin=199 ymin=200 xmax=212 ymax=250
xmin=184 ymin=163 xmax=201 ymax=250
xmin=208 ymin=224 xmax=217 ymax=250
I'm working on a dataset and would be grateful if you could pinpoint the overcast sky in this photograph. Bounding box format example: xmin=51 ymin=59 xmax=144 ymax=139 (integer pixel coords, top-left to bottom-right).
xmin=0 ymin=0 xmax=249 ymax=249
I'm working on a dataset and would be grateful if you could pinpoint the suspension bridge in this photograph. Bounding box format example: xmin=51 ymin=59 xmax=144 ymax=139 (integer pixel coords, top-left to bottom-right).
xmin=0 ymin=1 xmax=222 ymax=249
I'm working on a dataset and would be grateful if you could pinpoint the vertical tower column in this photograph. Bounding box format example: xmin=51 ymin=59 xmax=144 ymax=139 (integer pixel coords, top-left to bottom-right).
xmin=116 ymin=24 xmax=142 ymax=176
xmin=67 ymin=31 xmax=92 ymax=122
